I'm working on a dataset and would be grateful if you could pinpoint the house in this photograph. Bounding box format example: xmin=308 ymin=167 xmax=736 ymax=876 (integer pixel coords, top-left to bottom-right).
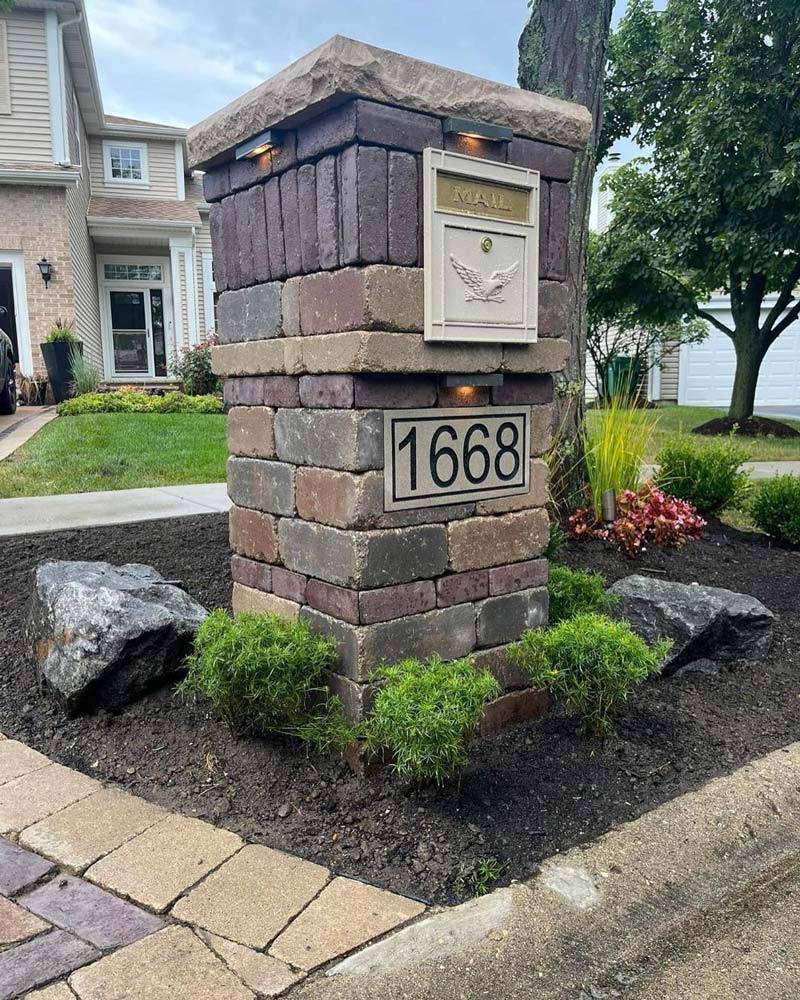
xmin=592 ymin=156 xmax=800 ymax=409
xmin=0 ymin=1 xmax=215 ymax=385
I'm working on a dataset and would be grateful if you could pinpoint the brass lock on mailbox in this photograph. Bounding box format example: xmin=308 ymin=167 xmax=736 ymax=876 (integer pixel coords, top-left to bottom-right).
xmin=480 ymin=236 xmax=493 ymax=253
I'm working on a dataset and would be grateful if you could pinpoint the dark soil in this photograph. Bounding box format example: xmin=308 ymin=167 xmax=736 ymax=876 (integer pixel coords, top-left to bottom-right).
xmin=1 ymin=515 xmax=799 ymax=906
xmin=693 ymin=415 xmax=800 ymax=438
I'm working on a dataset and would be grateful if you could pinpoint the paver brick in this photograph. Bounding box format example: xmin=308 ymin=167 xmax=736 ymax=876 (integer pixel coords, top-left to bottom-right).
xmin=507 ymin=136 xmax=575 ymax=180
xmin=279 ymin=170 xmax=302 ymax=277
xmin=315 ymin=153 xmax=339 ymax=271
xmin=305 ymin=579 xmax=360 ymax=625
xmin=436 ymin=569 xmax=489 ymax=608
xmin=264 ymin=177 xmax=287 ymax=281
xmin=538 ymin=280 xmax=570 ymax=338
xmin=0 ymin=929 xmax=98 ymax=1000
xmin=232 ymin=583 xmax=300 ymax=620
xmin=358 ymin=581 xmax=436 ymax=625
xmin=357 ymin=146 xmax=388 ymax=264
xmin=227 ymin=457 xmax=295 ymax=516
xmin=68 ymin=926 xmax=253 ymax=1000
xmin=270 ymin=876 xmax=424 ymax=972
xmin=227 ymin=407 xmax=275 ymax=459
xmin=471 ymin=644 xmax=532 ymax=690
xmin=298 ymin=375 xmax=354 ymax=408
xmin=353 ymin=374 xmax=437 ymax=408
xmin=24 ymin=983 xmax=75 ymax=1000
xmin=0 ymin=742 xmax=50 ymax=787
xmin=0 ymin=766 xmax=98 ymax=836
xmin=501 ymin=338 xmax=570 ymax=374
xmin=474 ymin=458 xmax=548 ymax=514
xmin=0 ymin=897 xmax=48 ymax=947
xmin=488 ymin=557 xmax=549 ymax=597
xmin=262 ymin=375 xmax=300 ymax=407
xmin=223 ymin=376 xmax=265 ymax=407
xmin=200 ymin=931 xmax=304 ymax=997
xmin=84 ymin=815 xmax=242 ymax=913
xmin=20 ymin=876 xmax=163 ymax=951
xmin=271 ymin=567 xmax=307 ymax=605
xmin=479 ymin=687 xmax=549 ymax=737
xmin=388 ymin=151 xmax=419 ymax=265
xmin=296 ymin=266 xmax=423 ymax=335
xmin=0 ymin=840 xmax=55 ymax=896
xmin=476 ymin=588 xmax=549 ymax=647
xmin=491 ymin=373 xmax=553 ymax=406
xmin=171 ymin=844 xmax=329 ymax=949
xmin=19 ymin=787 xmax=165 ymax=873
xmin=297 ymin=163 xmax=320 ymax=274
xmin=274 ymin=408 xmax=383 ymax=471
xmin=230 ymin=554 xmax=272 ymax=593
xmin=229 ymin=506 xmax=279 ymax=563
xmin=447 ymin=509 xmax=549 ymax=572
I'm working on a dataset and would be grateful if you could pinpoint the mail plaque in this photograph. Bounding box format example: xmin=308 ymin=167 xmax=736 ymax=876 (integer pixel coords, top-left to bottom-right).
xmin=423 ymin=149 xmax=540 ymax=344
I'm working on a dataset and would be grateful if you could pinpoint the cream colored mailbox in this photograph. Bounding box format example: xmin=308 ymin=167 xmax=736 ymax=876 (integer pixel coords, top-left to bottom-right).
xmin=423 ymin=149 xmax=540 ymax=344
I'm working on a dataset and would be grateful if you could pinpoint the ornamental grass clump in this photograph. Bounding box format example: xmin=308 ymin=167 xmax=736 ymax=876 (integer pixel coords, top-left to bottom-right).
xmin=655 ymin=435 xmax=750 ymax=515
xmin=547 ymin=564 xmax=617 ymax=624
xmin=511 ymin=614 xmax=670 ymax=737
xmin=364 ymin=656 xmax=500 ymax=785
xmin=749 ymin=475 xmax=800 ymax=546
xmin=179 ymin=610 xmax=336 ymax=735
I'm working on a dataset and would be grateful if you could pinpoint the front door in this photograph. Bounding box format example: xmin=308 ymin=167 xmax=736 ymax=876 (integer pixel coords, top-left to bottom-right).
xmin=107 ymin=287 xmax=168 ymax=379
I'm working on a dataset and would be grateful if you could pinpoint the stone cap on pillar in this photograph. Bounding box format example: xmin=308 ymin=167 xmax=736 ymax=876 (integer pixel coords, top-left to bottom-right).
xmin=187 ymin=34 xmax=592 ymax=170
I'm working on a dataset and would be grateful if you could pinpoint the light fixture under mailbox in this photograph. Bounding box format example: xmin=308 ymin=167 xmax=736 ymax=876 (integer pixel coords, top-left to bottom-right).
xmin=441 ymin=374 xmax=504 ymax=388
xmin=443 ymin=117 xmax=513 ymax=143
xmin=235 ymin=129 xmax=282 ymax=161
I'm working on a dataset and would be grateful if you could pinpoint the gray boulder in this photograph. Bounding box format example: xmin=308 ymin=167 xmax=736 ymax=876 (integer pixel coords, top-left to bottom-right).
xmin=27 ymin=560 xmax=208 ymax=716
xmin=608 ymin=575 xmax=774 ymax=676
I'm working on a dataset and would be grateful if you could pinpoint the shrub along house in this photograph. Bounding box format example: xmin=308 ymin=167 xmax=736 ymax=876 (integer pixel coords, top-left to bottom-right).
xmin=0 ymin=1 xmax=216 ymax=386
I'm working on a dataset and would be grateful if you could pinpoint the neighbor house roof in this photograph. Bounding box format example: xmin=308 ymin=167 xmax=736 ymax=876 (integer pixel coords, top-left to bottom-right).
xmin=87 ymin=196 xmax=201 ymax=226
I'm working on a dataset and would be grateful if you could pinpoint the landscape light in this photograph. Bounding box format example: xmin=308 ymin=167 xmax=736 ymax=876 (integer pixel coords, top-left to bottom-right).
xmin=441 ymin=374 xmax=504 ymax=388
xmin=443 ymin=118 xmax=513 ymax=143
xmin=235 ymin=129 xmax=282 ymax=161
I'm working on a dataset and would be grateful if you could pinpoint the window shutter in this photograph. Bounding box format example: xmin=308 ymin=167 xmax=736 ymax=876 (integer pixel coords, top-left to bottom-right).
xmin=0 ymin=21 xmax=10 ymax=116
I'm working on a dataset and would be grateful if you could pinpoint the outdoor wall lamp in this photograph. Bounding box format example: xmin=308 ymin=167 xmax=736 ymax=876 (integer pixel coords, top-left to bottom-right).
xmin=37 ymin=257 xmax=53 ymax=287
xmin=235 ymin=129 xmax=283 ymax=160
xmin=441 ymin=374 xmax=504 ymax=388
xmin=443 ymin=117 xmax=513 ymax=143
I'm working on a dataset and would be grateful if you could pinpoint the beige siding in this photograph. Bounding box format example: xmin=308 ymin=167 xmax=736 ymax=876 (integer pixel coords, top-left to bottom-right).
xmin=88 ymin=135 xmax=178 ymax=199
xmin=64 ymin=57 xmax=79 ymax=166
xmin=0 ymin=12 xmax=52 ymax=164
xmin=658 ymin=344 xmax=680 ymax=402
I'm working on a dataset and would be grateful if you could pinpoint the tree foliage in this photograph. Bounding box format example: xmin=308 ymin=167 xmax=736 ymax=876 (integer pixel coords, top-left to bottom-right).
xmin=602 ymin=0 xmax=800 ymax=421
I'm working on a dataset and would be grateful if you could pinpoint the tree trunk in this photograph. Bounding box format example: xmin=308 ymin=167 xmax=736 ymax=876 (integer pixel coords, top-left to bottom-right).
xmin=518 ymin=0 xmax=614 ymax=510
xmin=729 ymin=323 xmax=767 ymax=422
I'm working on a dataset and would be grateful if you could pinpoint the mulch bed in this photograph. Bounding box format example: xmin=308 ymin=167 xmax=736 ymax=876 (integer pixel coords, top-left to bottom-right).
xmin=1 ymin=514 xmax=798 ymax=906
xmin=693 ymin=415 xmax=799 ymax=437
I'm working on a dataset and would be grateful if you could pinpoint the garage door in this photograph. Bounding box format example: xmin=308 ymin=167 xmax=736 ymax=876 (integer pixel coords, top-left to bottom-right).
xmin=680 ymin=299 xmax=800 ymax=407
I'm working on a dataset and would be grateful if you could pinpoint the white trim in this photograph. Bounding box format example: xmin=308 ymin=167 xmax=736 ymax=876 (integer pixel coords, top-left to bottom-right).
xmin=102 ymin=140 xmax=150 ymax=186
xmin=0 ymin=251 xmax=33 ymax=377
xmin=648 ymin=341 xmax=662 ymax=401
xmin=168 ymin=236 xmax=199 ymax=349
xmin=677 ymin=341 xmax=690 ymax=405
xmin=175 ymin=141 xmax=185 ymax=200
xmin=98 ymin=124 xmax=187 ymax=140
xmin=0 ymin=169 xmax=80 ymax=186
xmin=201 ymin=251 xmax=215 ymax=335
xmin=169 ymin=240 xmax=186 ymax=352
xmin=45 ymin=11 xmax=68 ymax=164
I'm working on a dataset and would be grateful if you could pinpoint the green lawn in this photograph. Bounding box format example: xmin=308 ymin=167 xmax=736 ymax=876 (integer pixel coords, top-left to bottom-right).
xmin=587 ymin=405 xmax=800 ymax=463
xmin=0 ymin=413 xmax=228 ymax=498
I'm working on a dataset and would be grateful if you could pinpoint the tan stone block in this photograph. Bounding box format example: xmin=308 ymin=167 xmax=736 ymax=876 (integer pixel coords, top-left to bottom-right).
xmin=25 ymin=985 xmax=75 ymax=1000
xmin=0 ymin=740 xmax=50 ymax=786
xmin=296 ymin=467 xmax=383 ymax=529
xmin=227 ymin=407 xmax=275 ymax=459
xmin=85 ymin=816 xmax=242 ymax=913
xmin=530 ymin=403 xmax=555 ymax=456
xmin=475 ymin=459 xmax=548 ymax=514
xmin=479 ymin=687 xmax=549 ymax=737
xmin=212 ymin=339 xmax=292 ymax=376
xmin=502 ymin=338 xmax=570 ymax=374
xmin=297 ymin=265 xmax=423 ymax=335
xmin=232 ymin=583 xmax=300 ymax=620
xmin=171 ymin=844 xmax=329 ymax=949
xmin=470 ymin=643 xmax=532 ymax=690
xmin=0 ymin=764 xmax=99 ymax=835
xmin=0 ymin=895 xmax=49 ymax=945
xmin=200 ymin=931 xmax=305 ymax=996
xmin=270 ymin=876 xmax=425 ymax=972
xmin=447 ymin=509 xmax=549 ymax=572
xmin=20 ymin=787 xmax=166 ymax=872
xmin=229 ymin=505 xmax=279 ymax=563
xmin=302 ymin=331 xmax=503 ymax=375
xmin=69 ymin=926 xmax=254 ymax=1000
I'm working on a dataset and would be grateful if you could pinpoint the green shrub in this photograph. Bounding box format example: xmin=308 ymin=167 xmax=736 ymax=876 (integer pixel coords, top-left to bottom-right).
xmin=45 ymin=319 xmax=78 ymax=343
xmin=364 ymin=656 xmax=499 ymax=785
xmin=286 ymin=697 xmax=361 ymax=753
xmin=749 ymin=475 xmax=800 ymax=545
xmin=511 ymin=614 xmax=669 ymax=737
xmin=170 ymin=337 xmax=220 ymax=396
xmin=57 ymin=389 xmax=223 ymax=415
xmin=548 ymin=565 xmax=617 ymax=624
xmin=454 ymin=857 xmax=505 ymax=899
xmin=179 ymin=610 xmax=337 ymax=734
xmin=655 ymin=435 xmax=750 ymax=514
xmin=68 ymin=346 xmax=101 ymax=396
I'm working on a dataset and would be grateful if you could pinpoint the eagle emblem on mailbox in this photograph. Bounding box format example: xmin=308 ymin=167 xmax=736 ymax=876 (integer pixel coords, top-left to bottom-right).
xmin=449 ymin=255 xmax=520 ymax=303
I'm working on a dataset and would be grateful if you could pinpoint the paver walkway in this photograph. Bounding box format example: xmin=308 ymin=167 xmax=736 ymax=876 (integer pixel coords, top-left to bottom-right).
xmin=0 ymin=409 xmax=56 ymax=463
xmin=0 ymin=735 xmax=425 ymax=999
xmin=0 ymin=483 xmax=231 ymax=537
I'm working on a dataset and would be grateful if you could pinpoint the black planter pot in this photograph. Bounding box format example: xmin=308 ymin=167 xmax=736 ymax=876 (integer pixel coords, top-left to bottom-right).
xmin=40 ymin=341 xmax=82 ymax=404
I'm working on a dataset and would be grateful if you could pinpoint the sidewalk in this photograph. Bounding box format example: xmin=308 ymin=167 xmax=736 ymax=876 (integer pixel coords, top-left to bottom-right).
xmin=0 ymin=407 xmax=57 ymax=462
xmin=0 ymin=483 xmax=230 ymax=537
xmin=643 ymin=460 xmax=800 ymax=480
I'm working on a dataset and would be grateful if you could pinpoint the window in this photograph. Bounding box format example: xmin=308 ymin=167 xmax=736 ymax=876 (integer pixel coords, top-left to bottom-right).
xmin=104 ymin=263 xmax=163 ymax=281
xmin=102 ymin=141 xmax=149 ymax=184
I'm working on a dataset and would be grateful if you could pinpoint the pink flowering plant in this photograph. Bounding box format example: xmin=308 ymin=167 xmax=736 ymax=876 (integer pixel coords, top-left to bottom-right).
xmin=170 ymin=335 xmax=220 ymax=396
xmin=569 ymin=481 xmax=705 ymax=557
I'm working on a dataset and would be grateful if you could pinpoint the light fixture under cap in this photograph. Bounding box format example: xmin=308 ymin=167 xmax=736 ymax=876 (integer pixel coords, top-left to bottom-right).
xmin=235 ymin=129 xmax=283 ymax=161
xmin=443 ymin=117 xmax=513 ymax=143
xmin=441 ymin=374 xmax=504 ymax=388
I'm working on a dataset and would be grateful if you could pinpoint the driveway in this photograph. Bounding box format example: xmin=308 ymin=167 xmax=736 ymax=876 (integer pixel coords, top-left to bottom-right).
xmin=0 ymin=406 xmax=57 ymax=462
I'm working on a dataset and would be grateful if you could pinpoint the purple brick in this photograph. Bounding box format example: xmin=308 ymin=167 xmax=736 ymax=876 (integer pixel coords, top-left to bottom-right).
xmin=297 ymin=101 xmax=358 ymax=161
xmin=388 ymin=151 xmax=418 ymax=266
xmin=220 ymin=195 xmax=241 ymax=290
xmin=203 ymin=164 xmax=230 ymax=203
xmin=359 ymin=581 xmax=436 ymax=625
xmin=491 ymin=374 xmax=554 ymax=406
xmin=358 ymin=146 xmax=388 ymax=264
xmin=20 ymin=876 xmax=163 ymax=951
xmin=246 ymin=183 xmax=271 ymax=285
xmin=356 ymin=100 xmax=443 ymax=153
xmin=262 ymin=375 xmax=301 ymax=407
xmin=417 ymin=155 xmax=425 ymax=264
xmin=354 ymin=374 xmax=437 ymax=408
xmin=234 ymin=191 xmax=255 ymax=288
xmin=0 ymin=929 xmax=99 ymax=998
xmin=316 ymin=154 xmax=339 ymax=271
xmin=338 ymin=145 xmax=359 ymax=266
xmin=224 ymin=376 xmax=265 ymax=406
xmin=299 ymin=375 xmax=354 ymax=409
xmin=0 ymin=839 xmax=55 ymax=896
xmin=538 ymin=280 xmax=570 ymax=338
xmin=444 ymin=133 xmax=507 ymax=162
xmin=538 ymin=182 xmax=550 ymax=280
xmin=267 ymin=130 xmax=298 ymax=177
xmin=507 ymin=137 xmax=575 ymax=181
xmin=436 ymin=570 xmax=489 ymax=608
xmin=280 ymin=170 xmax=302 ymax=277
xmin=305 ymin=579 xmax=360 ymax=625
xmin=547 ymin=182 xmax=570 ymax=280
xmin=231 ymin=554 xmax=272 ymax=592
xmin=488 ymin=558 xmax=549 ymax=597
xmin=208 ymin=204 xmax=228 ymax=292
xmin=297 ymin=164 xmax=320 ymax=273
xmin=264 ymin=177 xmax=287 ymax=280
xmin=272 ymin=567 xmax=307 ymax=604
xmin=229 ymin=152 xmax=271 ymax=193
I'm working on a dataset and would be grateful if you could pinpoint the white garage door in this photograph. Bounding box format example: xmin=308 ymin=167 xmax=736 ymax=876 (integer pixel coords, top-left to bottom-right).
xmin=680 ymin=297 xmax=800 ymax=407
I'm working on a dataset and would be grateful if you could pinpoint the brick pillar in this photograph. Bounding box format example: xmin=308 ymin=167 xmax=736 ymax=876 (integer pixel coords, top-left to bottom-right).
xmin=192 ymin=53 xmax=585 ymax=724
